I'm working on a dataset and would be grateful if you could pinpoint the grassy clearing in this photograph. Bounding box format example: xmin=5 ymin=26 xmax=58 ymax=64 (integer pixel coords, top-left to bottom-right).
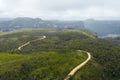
xmin=0 ymin=28 xmax=57 ymax=36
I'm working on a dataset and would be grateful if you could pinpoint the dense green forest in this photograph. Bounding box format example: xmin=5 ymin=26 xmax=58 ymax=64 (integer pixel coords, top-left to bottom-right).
xmin=0 ymin=28 xmax=120 ymax=80
xmin=0 ymin=51 xmax=88 ymax=80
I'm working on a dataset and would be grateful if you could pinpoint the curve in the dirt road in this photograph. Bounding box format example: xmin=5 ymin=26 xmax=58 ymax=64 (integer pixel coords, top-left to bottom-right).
xmin=64 ymin=50 xmax=91 ymax=80
xmin=18 ymin=35 xmax=46 ymax=51
xmin=17 ymin=35 xmax=91 ymax=80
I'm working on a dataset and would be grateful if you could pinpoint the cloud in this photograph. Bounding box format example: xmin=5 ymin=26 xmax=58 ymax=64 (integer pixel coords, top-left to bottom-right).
xmin=0 ymin=0 xmax=120 ymax=20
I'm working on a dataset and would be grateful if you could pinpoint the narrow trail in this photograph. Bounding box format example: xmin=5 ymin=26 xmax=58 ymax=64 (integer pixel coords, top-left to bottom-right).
xmin=17 ymin=35 xmax=91 ymax=80
xmin=64 ymin=50 xmax=91 ymax=80
xmin=18 ymin=35 xmax=46 ymax=51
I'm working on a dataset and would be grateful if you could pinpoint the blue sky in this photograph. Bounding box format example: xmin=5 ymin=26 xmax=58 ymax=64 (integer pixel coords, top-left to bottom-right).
xmin=0 ymin=0 xmax=120 ymax=20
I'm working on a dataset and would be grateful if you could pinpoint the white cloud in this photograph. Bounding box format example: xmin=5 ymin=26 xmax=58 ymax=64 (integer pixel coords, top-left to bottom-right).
xmin=0 ymin=0 xmax=120 ymax=20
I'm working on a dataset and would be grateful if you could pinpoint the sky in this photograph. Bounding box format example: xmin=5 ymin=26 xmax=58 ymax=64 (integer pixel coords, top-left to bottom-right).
xmin=0 ymin=0 xmax=120 ymax=20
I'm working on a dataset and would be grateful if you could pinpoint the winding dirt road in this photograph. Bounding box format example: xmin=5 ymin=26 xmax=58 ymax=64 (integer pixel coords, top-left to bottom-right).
xmin=64 ymin=50 xmax=91 ymax=80
xmin=17 ymin=35 xmax=91 ymax=80
xmin=18 ymin=35 xmax=46 ymax=51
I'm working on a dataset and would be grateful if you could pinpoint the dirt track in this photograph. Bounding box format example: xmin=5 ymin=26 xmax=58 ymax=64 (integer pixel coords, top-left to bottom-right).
xmin=64 ymin=50 xmax=91 ymax=80
xmin=18 ymin=36 xmax=46 ymax=51
xmin=17 ymin=35 xmax=91 ymax=80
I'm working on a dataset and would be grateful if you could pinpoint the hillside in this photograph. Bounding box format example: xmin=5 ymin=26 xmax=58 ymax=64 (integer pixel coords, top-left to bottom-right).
xmin=0 ymin=28 xmax=96 ymax=53
xmin=0 ymin=28 xmax=120 ymax=80
xmin=0 ymin=51 xmax=88 ymax=80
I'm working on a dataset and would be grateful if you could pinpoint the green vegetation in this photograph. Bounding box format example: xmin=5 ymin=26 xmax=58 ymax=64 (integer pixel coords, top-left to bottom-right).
xmin=73 ymin=60 xmax=103 ymax=80
xmin=0 ymin=28 xmax=120 ymax=80
xmin=0 ymin=51 xmax=86 ymax=80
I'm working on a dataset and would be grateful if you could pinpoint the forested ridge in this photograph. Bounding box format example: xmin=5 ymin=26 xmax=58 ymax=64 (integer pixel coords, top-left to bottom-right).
xmin=0 ymin=28 xmax=120 ymax=80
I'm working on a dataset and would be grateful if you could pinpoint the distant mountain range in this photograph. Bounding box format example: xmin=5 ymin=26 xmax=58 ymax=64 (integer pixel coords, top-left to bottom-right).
xmin=0 ymin=17 xmax=120 ymax=37
xmin=0 ymin=17 xmax=84 ymax=31
xmin=84 ymin=19 xmax=120 ymax=37
xmin=0 ymin=18 xmax=13 ymax=22
xmin=0 ymin=17 xmax=52 ymax=31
